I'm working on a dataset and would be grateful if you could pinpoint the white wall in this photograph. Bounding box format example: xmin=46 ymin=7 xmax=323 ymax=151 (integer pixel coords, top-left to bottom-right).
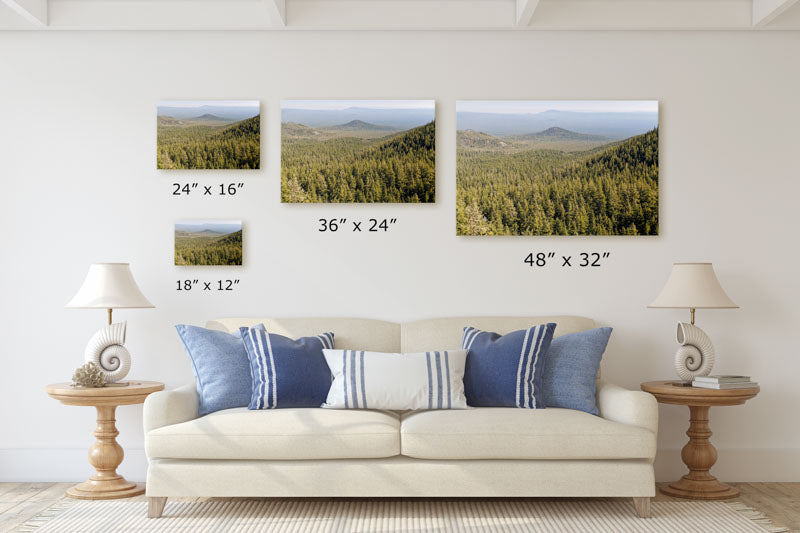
xmin=1 ymin=30 xmax=798 ymax=483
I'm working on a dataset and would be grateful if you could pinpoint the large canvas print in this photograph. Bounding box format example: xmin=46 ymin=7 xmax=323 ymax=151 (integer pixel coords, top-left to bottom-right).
xmin=175 ymin=220 xmax=243 ymax=266
xmin=456 ymin=101 xmax=658 ymax=236
xmin=157 ymin=101 xmax=260 ymax=169
xmin=281 ymin=100 xmax=435 ymax=203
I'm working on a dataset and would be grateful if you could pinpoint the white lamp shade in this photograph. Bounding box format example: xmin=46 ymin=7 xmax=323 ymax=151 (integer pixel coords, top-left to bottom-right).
xmin=648 ymin=262 xmax=738 ymax=309
xmin=66 ymin=263 xmax=154 ymax=309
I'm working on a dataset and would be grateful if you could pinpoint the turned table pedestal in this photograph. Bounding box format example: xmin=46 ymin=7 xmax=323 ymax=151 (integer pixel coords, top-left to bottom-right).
xmin=45 ymin=381 xmax=164 ymax=500
xmin=640 ymin=380 xmax=759 ymax=500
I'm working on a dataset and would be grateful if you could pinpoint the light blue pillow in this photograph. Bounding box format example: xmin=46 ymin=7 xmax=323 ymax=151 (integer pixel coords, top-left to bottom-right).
xmin=462 ymin=323 xmax=556 ymax=408
xmin=542 ymin=327 xmax=613 ymax=415
xmin=240 ymin=327 xmax=334 ymax=409
xmin=175 ymin=324 xmax=265 ymax=416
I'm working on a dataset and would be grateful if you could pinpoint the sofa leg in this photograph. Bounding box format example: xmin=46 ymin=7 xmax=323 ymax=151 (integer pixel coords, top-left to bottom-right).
xmin=148 ymin=497 xmax=167 ymax=518
xmin=632 ymin=497 xmax=651 ymax=518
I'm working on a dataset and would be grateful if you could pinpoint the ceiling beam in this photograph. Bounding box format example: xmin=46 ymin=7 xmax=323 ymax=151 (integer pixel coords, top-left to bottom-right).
xmin=1 ymin=0 xmax=797 ymax=31
xmin=285 ymin=0 xmax=511 ymax=29
xmin=516 ymin=0 xmax=540 ymax=27
xmin=530 ymin=0 xmax=752 ymax=30
xmin=1 ymin=0 xmax=47 ymax=26
xmin=264 ymin=0 xmax=286 ymax=26
xmin=42 ymin=0 xmax=274 ymax=30
xmin=752 ymin=0 xmax=800 ymax=26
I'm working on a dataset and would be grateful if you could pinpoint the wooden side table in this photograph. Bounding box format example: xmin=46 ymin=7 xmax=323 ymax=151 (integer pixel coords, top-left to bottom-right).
xmin=45 ymin=381 xmax=165 ymax=500
xmin=641 ymin=380 xmax=759 ymax=500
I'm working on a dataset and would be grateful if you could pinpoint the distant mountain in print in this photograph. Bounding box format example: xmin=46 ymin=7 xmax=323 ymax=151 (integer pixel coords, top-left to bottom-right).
xmin=175 ymin=222 xmax=240 ymax=234
xmin=327 ymin=120 xmax=397 ymax=132
xmin=194 ymin=114 xmax=231 ymax=122
xmin=157 ymin=103 xmax=259 ymax=122
xmin=456 ymin=109 xmax=658 ymax=139
xmin=281 ymin=105 xmax=432 ymax=130
xmin=515 ymin=127 xmax=610 ymax=142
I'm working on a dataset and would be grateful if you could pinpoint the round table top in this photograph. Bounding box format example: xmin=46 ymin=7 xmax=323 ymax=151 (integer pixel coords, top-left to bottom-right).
xmin=46 ymin=381 xmax=165 ymax=407
xmin=641 ymin=380 xmax=759 ymax=407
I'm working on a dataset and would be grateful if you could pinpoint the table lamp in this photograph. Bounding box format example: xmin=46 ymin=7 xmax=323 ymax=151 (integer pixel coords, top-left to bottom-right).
xmin=66 ymin=263 xmax=154 ymax=383
xmin=648 ymin=262 xmax=738 ymax=382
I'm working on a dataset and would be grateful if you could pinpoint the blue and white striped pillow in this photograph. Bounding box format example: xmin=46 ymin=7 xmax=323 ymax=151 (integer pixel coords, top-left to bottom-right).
xmin=240 ymin=327 xmax=334 ymax=409
xmin=321 ymin=349 xmax=468 ymax=410
xmin=462 ymin=323 xmax=556 ymax=408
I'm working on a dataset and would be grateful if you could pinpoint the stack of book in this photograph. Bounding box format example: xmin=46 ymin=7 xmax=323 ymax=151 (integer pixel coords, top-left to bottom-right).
xmin=692 ymin=375 xmax=758 ymax=389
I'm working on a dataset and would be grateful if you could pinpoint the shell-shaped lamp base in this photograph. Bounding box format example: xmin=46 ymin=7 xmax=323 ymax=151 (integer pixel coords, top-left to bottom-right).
xmin=84 ymin=322 xmax=131 ymax=382
xmin=674 ymin=322 xmax=715 ymax=381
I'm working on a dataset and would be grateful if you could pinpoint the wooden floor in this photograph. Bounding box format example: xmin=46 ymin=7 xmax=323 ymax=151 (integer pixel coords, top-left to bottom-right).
xmin=0 ymin=482 xmax=798 ymax=532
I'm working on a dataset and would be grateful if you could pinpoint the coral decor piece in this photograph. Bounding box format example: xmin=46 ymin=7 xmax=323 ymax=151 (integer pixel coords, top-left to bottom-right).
xmin=71 ymin=361 xmax=106 ymax=388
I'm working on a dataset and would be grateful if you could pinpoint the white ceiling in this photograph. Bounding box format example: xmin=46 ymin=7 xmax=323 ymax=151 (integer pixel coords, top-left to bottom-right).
xmin=1 ymin=0 xmax=799 ymax=30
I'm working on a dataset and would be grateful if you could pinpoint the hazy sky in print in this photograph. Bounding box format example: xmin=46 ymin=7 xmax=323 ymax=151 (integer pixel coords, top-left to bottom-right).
xmin=159 ymin=100 xmax=259 ymax=109
xmin=157 ymin=101 xmax=260 ymax=120
xmin=282 ymin=100 xmax=435 ymax=111
xmin=175 ymin=220 xmax=242 ymax=234
xmin=456 ymin=101 xmax=658 ymax=115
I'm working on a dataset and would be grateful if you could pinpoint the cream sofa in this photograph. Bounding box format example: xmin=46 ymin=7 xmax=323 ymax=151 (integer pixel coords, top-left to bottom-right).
xmin=143 ymin=316 xmax=658 ymax=518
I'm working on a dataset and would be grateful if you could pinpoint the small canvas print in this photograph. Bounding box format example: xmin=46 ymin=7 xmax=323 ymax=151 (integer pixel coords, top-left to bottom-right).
xmin=157 ymin=101 xmax=260 ymax=169
xmin=281 ymin=100 xmax=435 ymax=203
xmin=174 ymin=220 xmax=243 ymax=266
xmin=456 ymin=101 xmax=659 ymax=236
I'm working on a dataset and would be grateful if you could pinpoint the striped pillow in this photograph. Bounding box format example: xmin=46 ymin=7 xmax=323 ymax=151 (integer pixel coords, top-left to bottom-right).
xmin=321 ymin=349 xmax=468 ymax=410
xmin=462 ymin=323 xmax=556 ymax=408
xmin=240 ymin=327 xmax=334 ymax=409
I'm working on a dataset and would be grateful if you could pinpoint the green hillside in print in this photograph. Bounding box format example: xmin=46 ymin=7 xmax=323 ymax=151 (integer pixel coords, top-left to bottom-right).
xmin=157 ymin=101 xmax=260 ymax=170
xmin=456 ymin=101 xmax=659 ymax=236
xmin=174 ymin=222 xmax=242 ymax=266
xmin=281 ymin=100 xmax=435 ymax=203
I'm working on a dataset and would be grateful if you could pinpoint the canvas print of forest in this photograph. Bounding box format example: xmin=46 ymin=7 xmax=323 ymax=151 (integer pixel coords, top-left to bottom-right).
xmin=175 ymin=221 xmax=243 ymax=266
xmin=157 ymin=101 xmax=260 ymax=169
xmin=456 ymin=101 xmax=659 ymax=236
xmin=281 ymin=100 xmax=435 ymax=203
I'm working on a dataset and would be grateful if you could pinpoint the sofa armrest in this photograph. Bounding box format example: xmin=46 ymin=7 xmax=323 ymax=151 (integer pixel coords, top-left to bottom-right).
xmin=596 ymin=380 xmax=658 ymax=435
xmin=143 ymin=383 xmax=199 ymax=433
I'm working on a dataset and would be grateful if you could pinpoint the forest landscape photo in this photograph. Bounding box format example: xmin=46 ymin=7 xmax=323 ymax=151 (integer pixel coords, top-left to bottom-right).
xmin=157 ymin=101 xmax=260 ymax=169
xmin=456 ymin=101 xmax=659 ymax=236
xmin=174 ymin=220 xmax=243 ymax=266
xmin=281 ymin=100 xmax=435 ymax=203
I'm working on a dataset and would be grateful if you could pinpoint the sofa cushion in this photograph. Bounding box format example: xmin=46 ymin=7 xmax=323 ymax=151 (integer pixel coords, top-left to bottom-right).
xmin=175 ymin=324 xmax=265 ymax=416
xmin=322 ymin=349 xmax=469 ymax=410
xmin=542 ymin=327 xmax=613 ymax=415
xmin=400 ymin=408 xmax=655 ymax=460
xmin=146 ymin=408 xmax=400 ymax=460
xmin=240 ymin=327 xmax=334 ymax=410
xmin=462 ymin=324 xmax=556 ymax=408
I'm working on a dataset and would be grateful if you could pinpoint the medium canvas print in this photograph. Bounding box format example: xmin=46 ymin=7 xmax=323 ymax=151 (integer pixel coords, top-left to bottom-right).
xmin=456 ymin=101 xmax=659 ymax=236
xmin=157 ymin=101 xmax=260 ymax=169
xmin=175 ymin=220 xmax=243 ymax=266
xmin=281 ymin=100 xmax=435 ymax=203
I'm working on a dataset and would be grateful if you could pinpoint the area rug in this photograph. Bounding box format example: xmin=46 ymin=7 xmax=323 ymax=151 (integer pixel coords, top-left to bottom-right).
xmin=15 ymin=499 xmax=788 ymax=533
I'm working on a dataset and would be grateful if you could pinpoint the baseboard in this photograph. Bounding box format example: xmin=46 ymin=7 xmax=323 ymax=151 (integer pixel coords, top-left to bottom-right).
xmin=654 ymin=448 xmax=800 ymax=482
xmin=2 ymin=448 xmax=799 ymax=483
xmin=0 ymin=448 xmax=148 ymax=482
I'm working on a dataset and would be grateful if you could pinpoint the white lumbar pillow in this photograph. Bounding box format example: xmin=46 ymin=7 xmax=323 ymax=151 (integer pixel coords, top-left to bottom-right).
xmin=322 ymin=349 xmax=468 ymax=410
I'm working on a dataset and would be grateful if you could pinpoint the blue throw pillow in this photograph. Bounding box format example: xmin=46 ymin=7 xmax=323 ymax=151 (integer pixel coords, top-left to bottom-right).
xmin=542 ymin=327 xmax=613 ymax=415
xmin=462 ymin=323 xmax=556 ymax=408
xmin=240 ymin=327 xmax=334 ymax=409
xmin=175 ymin=324 xmax=265 ymax=417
